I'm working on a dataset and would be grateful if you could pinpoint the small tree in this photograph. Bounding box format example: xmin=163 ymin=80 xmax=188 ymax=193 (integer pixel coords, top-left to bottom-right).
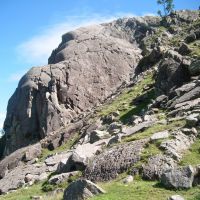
xmin=157 ymin=0 xmax=174 ymax=17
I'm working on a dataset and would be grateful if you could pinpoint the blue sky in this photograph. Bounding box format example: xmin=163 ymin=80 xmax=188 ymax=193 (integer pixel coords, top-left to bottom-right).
xmin=0 ymin=0 xmax=199 ymax=128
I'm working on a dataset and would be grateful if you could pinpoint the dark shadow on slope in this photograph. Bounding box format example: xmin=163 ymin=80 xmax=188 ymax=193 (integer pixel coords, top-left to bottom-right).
xmin=120 ymin=88 xmax=155 ymax=124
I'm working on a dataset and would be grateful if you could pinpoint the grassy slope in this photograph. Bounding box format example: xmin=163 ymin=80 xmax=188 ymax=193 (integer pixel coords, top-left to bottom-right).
xmin=97 ymin=71 xmax=155 ymax=123
xmin=1 ymin=69 xmax=200 ymax=200
xmin=92 ymin=179 xmax=200 ymax=200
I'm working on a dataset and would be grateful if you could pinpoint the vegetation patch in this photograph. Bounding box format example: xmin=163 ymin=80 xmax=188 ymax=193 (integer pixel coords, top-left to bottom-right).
xmin=123 ymin=119 xmax=186 ymax=142
xmin=39 ymin=132 xmax=79 ymax=162
xmin=179 ymin=138 xmax=200 ymax=166
xmin=97 ymin=71 xmax=155 ymax=123
xmin=91 ymin=179 xmax=200 ymax=200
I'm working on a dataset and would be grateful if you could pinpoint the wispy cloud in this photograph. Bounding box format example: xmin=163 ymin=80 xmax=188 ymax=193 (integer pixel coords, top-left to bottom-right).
xmin=16 ymin=12 xmax=134 ymax=66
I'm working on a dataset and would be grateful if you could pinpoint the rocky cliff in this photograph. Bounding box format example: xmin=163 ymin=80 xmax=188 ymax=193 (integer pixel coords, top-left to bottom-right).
xmin=1 ymin=9 xmax=200 ymax=200
xmin=2 ymin=15 xmax=162 ymax=156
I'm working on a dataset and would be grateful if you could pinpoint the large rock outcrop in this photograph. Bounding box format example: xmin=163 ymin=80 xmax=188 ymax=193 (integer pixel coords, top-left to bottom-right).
xmin=2 ymin=16 xmax=162 ymax=156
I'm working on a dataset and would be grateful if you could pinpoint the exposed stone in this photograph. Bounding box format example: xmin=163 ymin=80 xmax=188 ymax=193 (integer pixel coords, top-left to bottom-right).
xmin=89 ymin=130 xmax=110 ymax=144
xmin=3 ymin=18 xmax=144 ymax=155
xmin=189 ymin=60 xmax=200 ymax=76
xmin=84 ymin=139 xmax=148 ymax=182
xmin=107 ymin=122 xmax=122 ymax=134
xmin=168 ymin=195 xmax=185 ymax=200
xmin=186 ymin=115 xmax=198 ymax=127
xmin=150 ymin=130 xmax=169 ymax=141
xmin=107 ymin=134 xmax=122 ymax=146
xmin=156 ymin=58 xmax=190 ymax=95
xmin=178 ymin=43 xmax=192 ymax=55
xmin=57 ymin=139 xmax=109 ymax=174
xmin=175 ymin=82 xmax=196 ymax=97
xmin=22 ymin=143 xmax=42 ymax=162
xmin=143 ymin=154 xmax=177 ymax=180
xmin=63 ymin=179 xmax=105 ymax=200
xmin=122 ymin=121 xmax=155 ymax=137
xmin=123 ymin=175 xmax=134 ymax=184
xmin=160 ymin=130 xmax=196 ymax=160
xmin=48 ymin=171 xmax=80 ymax=185
xmin=0 ymin=163 xmax=47 ymax=194
xmin=161 ymin=165 xmax=195 ymax=189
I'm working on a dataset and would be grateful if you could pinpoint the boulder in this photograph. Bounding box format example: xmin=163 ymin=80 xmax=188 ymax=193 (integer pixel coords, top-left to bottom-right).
xmin=122 ymin=121 xmax=154 ymax=137
xmin=63 ymin=179 xmax=105 ymax=200
xmin=89 ymin=130 xmax=110 ymax=144
xmin=48 ymin=171 xmax=80 ymax=185
xmin=178 ymin=43 xmax=192 ymax=55
xmin=57 ymin=138 xmax=110 ymax=174
xmin=0 ymin=163 xmax=47 ymax=194
xmin=150 ymin=130 xmax=169 ymax=141
xmin=22 ymin=143 xmax=42 ymax=162
xmin=188 ymin=60 xmax=200 ymax=76
xmin=84 ymin=139 xmax=148 ymax=182
xmin=161 ymin=165 xmax=195 ymax=189
xmin=155 ymin=58 xmax=190 ymax=95
xmin=142 ymin=154 xmax=177 ymax=180
xmin=168 ymin=195 xmax=185 ymax=200
xmin=123 ymin=175 xmax=134 ymax=184
xmin=107 ymin=134 xmax=122 ymax=146
xmin=186 ymin=115 xmax=198 ymax=127
xmin=160 ymin=130 xmax=196 ymax=160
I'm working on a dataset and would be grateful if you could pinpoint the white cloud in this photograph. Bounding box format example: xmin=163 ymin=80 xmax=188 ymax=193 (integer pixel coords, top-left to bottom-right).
xmin=16 ymin=12 xmax=134 ymax=65
xmin=8 ymin=70 xmax=27 ymax=82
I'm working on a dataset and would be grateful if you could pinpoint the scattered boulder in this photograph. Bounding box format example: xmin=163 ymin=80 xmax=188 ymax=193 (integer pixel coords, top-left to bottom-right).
xmin=22 ymin=143 xmax=42 ymax=162
xmin=178 ymin=43 xmax=192 ymax=55
xmin=156 ymin=58 xmax=190 ymax=95
xmin=63 ymin=179 xmax=105 ymax=200
xmin=160 ymin=130 xmax=196 ymax=160
xmin=89 ymin=130 xmax=110 ymax=144
xmin=188 ymin=60 xmax=200 ymax=76
xmin=84 ymin=139 xmax=148 ymax=182
xmin=122 ymin=121 xmax=155 ymax=137
xmin=48 ymin=171 xmax=80 ymax=185
xmin=123 ymin=175 xmax=134 ymax=184
xmin=168 ymin=195 xmax=185 ymax=200
xmin=107 ymin=134 xmax=122 ymax=146
xmin=143 ymin=154 xmax=177 ymax=180
xmin=185 ymin=32 xmax=196 ymax=43
xmin=161 ymin=165 xmax=195 ymax=189
xmin=150 ymin=130 xmax=169 ymax=141
xmin=186 ymin=115 xmax=198 ymax=127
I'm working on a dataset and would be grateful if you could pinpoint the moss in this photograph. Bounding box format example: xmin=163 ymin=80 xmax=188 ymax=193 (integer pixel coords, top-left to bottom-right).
xmin=97 ymin=71 xmax=155 ymax=124
xmin=39 ymin=132 xmax=79 ymax=162
xmin=179 ymin=138 xmax=200 ymax=166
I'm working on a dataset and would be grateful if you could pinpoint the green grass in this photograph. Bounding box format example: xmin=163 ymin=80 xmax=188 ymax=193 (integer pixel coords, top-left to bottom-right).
xmin=179 ymin=138 xmax=200 ymax=166
xmin=123 ymin=119 xmax=186 ymax=142
xmin=39 ymin=132 xmax=79 ymax=162
xmin=0 ymin=183 xmax=45 ymax=200
xmin=91 ymin=179 xmax=200 ymax=200
xmin=97 ymin=71 xmax=155 ymax=123
xmin=189 ymin=40 xmax=200 ymax=59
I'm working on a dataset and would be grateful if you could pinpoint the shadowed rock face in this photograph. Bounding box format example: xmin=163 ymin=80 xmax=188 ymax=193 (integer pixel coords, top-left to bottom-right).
xmin=3 ymin=17 xmax=162 ymax=156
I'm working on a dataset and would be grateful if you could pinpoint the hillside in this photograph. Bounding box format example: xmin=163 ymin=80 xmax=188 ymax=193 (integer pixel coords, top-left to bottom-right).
xmin=0 ymin=10 xmax=200 ymax=200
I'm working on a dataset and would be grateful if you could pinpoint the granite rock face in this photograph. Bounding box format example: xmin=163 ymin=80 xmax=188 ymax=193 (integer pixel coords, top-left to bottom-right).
xmin=4 ymin=17 xmax=158 ymax=155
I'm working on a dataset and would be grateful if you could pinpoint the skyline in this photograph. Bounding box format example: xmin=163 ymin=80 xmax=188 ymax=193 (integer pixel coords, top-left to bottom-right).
xmin=0 ymin=0 xmax=199 ymax=129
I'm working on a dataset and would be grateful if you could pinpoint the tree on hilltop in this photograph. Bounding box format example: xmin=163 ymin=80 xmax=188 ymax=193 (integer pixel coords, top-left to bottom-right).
xmin=157 ymin=0 xmax=174 ymax=17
